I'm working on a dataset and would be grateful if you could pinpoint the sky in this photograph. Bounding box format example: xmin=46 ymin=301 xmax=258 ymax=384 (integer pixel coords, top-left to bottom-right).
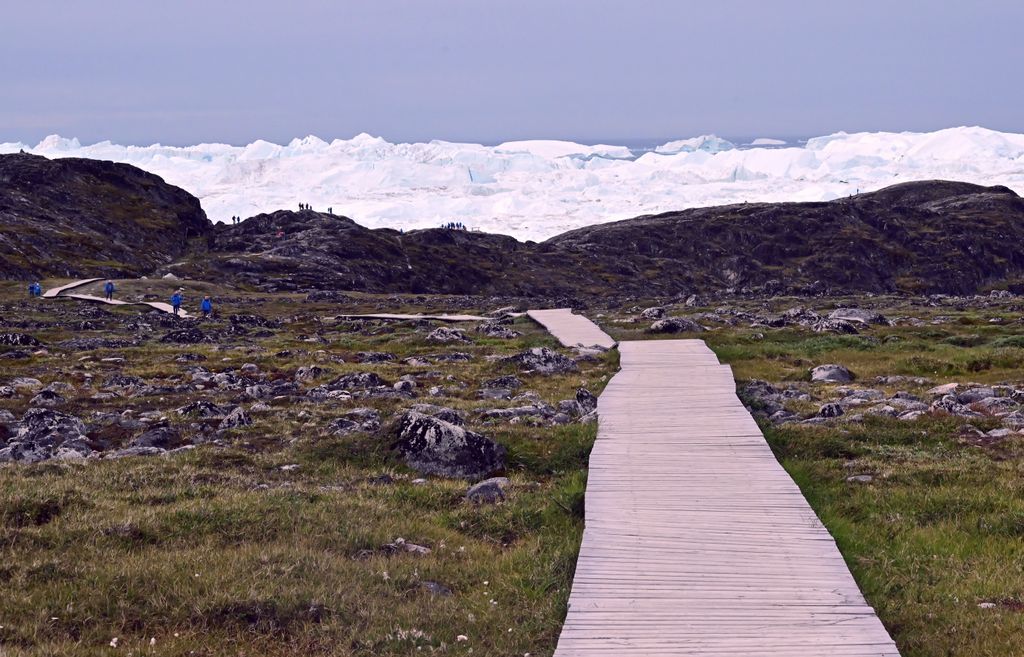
xmin=1 ymin=0 xmax=1022 ymax=146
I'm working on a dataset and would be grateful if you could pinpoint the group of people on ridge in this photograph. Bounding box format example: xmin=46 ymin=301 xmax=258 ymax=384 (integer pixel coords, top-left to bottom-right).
xmin=443 ymin=221 xmax=467 ymax=230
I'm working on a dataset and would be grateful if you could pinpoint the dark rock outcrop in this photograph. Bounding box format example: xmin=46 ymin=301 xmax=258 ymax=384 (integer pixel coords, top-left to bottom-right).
xmin=0 ymin=152 xmax=211 ymax=278
xmin=392 ymin=411 xmax=505 ymax=480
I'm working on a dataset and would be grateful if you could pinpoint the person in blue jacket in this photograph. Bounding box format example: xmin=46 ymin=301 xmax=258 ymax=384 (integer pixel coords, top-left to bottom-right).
xmin=200 ymin=296 xmax=213 ymax=318
xmin=104 ymin=280 xmax=115 ymax=301
xmin=170 ymin=290 xmax=183 ymax=316
xmin=27 ymin=282 xmax=36 ymax=298
xmin=33 ymin=282 xmax=42 ymax=297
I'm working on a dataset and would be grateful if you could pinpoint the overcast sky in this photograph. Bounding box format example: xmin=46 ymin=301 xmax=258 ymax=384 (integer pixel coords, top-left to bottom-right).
xmin=2 ymin=0 xmax=1021 ymax=145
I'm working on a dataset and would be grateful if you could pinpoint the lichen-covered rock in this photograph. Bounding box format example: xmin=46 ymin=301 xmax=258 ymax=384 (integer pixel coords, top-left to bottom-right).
xmin=426 ymin=327 xmax=470 ymax=343
xmin=329 ymin=408 xmax=381 ymax=435
xmin=819 ymin=402 xmax=844 ymax=418
xmin=474 ymin=322 xmax=520 ymax=339
xmin=827 ymin=308 xmax=890 ymax=325
xmin=1 ymin=408 xmax=89 ymax=462
xmin=812 ymin=319 xmax=859 ymax=334
xmin=0 ymin=333 xmax=43 ymax=347
xmin=648 ymin=317 xmax=704 ymax=334
xmin=392 ymin=411 xmax=505 ymax=480
xmin=219 ymin=407 xmax=252 ymax=429
xmin=810 ymin=364 xmax=854 ymax=383
xmin=160 ymin=328 xmax=208 ymax=344
xmin=504 ymin=347 xmax=577 ymax=375
xmin=639 ymin=307 xmax=666 ymax=320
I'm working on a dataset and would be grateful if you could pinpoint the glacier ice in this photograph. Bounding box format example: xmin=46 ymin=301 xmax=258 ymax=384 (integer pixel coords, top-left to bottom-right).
xmin=1 ymin=126 xmax=1022 ymax=241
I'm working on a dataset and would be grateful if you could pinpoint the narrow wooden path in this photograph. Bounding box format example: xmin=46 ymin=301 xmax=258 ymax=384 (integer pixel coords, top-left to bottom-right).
xmin=332 ymin=313 xmax=491 ymax=322
xmin=43 ymin=279 xmax=191 ymax=317
xmin=527 ymin=308 xmax=617 ymax=349
xmin=531 ymin=311 xmax=899 ymax=656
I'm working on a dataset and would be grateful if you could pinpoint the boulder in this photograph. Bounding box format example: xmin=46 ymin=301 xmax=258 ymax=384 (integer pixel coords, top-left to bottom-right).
xmin=355 ymin=351 xmax=396 ymax=363
xmin=927 ymin=382 xmax=960 ymax=396
xmin=10 ymin=377 xmax=43 ymax=392
xmin=328 ymin=372 xmax=389 ymax=390
xmin=392 ymin=411 xmax=505 ymax=480
xmin=219 ymin=407 xmax=252 ymax=429
xmin=0 ymin=333 xmax=43 ymax=347
xmin=639 ymin=307 xmax=666 ymax=320
xmin=426 ymin=327 xmax=470 ymax=343
xmin=408 ymin=404 xmax=465 ymax=426
xmin=329 ymin=408 xmax=382 ymax=435
xmin=827 ymin=308 xmax=890 ymax=325
xmin=819 ymin=403 xmax=844 ymax=418
xmin=2 ymin=408 xmax=89 ymax=462
xmin=810 ymin=364 xmax=854 ymax=383
xmin=957 ymin=387 xmax=996 ymax=404
xmin=504 ymin=347 xmax=577 ymax=375
xmin=474 ymin=322 xmax=520 ymax=339
xmin=295 ymin=365 xmax=328 ymax=382
xmin=466 ymin=477 xmax=509 ymax=504
xmin=812 ymin=319 xmax=859 ymax=334
xmin=648 ymin=317 xmax=704 ymax=334
xmin=931 ymin=395 xmax=980 ymax=417
xmin=176 ymin=400 xmax=229 ymax=419
xmin=160 ymin=328 xmax=208 ymax=344
xmin=29 ymin=390 xmax=65 ymax=407
xmin=131 ymin=426 xmax=185 ymax=449
xmin=576 ymin=388 xmax=598 ymax=415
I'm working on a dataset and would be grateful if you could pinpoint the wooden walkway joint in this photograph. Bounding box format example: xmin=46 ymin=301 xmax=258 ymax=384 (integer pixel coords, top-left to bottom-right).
xmin=527 ymin=311 xmax=900 ymax=656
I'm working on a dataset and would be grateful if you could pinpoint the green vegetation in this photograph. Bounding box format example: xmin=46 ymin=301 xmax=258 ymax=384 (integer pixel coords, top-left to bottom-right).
xmin=4 ymin=286 xmax=1024 ymax=656
xmin=0 ymin=284 xmax=613 ymax=656
xmin=602 ymin=295 xmax=1024 ymax=657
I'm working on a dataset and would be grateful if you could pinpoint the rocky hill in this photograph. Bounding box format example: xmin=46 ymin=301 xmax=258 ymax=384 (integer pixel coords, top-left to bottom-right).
xmin=547 ymin=181 xmax=1024 ymax=296
xmin=3 ymin=153 xmax=1024 ymax=297
xmin=0 ymin=153 xmax=211 ymax=279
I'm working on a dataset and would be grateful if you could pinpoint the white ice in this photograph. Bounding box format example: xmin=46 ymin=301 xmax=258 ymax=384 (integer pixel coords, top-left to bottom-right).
xmin=3 ymin=126 xmax=1023 ymax=242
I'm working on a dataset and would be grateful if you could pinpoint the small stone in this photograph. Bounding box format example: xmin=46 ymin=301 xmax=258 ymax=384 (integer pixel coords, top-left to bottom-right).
xmin=466 ymin=477 xmax=509 ymax=504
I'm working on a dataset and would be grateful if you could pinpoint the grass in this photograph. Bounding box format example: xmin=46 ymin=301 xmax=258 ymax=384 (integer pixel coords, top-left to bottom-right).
xmin=0 ymin=285 xmax=612 ymax=656
xmin=5 ymin=286 xmax=1024 ymax=655
xmin=597 ymin=294 xmax=1024 ymax=656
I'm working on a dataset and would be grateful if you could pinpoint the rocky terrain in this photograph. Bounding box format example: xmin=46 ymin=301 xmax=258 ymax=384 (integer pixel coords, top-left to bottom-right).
xmin=0 ymin=153 xmax=210 ymax=279
xmin=4 ymin=153 xmax=1024 ymax=297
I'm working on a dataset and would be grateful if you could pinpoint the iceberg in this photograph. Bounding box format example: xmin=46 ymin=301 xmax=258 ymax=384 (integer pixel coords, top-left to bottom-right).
xmin=1 ymin=126 xmax=1021 ymax=242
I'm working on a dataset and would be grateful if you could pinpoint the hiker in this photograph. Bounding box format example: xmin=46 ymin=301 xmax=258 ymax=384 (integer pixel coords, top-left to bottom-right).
xmin=200 ymin=296 xmax=213 ymax=318
xmin=170 ymin=291 xmax=183 ymax=316
xmin=27 ymin=282 xmax=36 ymax=298
xmin=35 ymin=282 xmax=42 ymax=296
xmin=104 ymin=280 xmax=115 ymax=301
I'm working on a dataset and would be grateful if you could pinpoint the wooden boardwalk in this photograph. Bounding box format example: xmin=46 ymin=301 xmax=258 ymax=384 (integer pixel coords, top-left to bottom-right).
xmin=43 ymin=279 xmax=191 ymax=317
xmin=531 ymin=313 xmax=899 ymax=656
xmin=527 ymin=308 xmax=617 ymax=349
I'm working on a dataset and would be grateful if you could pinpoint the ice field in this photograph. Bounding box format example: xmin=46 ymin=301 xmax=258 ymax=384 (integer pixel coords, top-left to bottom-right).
xmin=3 ymin=126 xmax=1023 ymax=241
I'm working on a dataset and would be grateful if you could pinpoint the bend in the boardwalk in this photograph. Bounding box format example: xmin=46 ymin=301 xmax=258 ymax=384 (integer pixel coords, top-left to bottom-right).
xmin=527 ymin=308 xmax=616 ymax=349
xmin=548 ymin=319 xmax=899 ymax=655
xmin=43 ymin=279 xmax=191 ymax=317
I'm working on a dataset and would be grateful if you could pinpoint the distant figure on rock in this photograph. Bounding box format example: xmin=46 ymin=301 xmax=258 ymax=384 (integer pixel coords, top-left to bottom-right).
xmin=170 ymin=291 xmax=183 ymax=316
xmin=103 ymin=280 xmax=115 ymax=301
xmin=200 ymin=296 xmax=213 ymax=318
xmin=27 ymin=282 xmax=37 ymax=298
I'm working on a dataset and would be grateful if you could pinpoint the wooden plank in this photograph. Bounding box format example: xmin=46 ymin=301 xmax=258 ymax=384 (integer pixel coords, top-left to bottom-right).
xmin=527 ymin=308 xmax=617 ymax=349
xmin=42 ymin=278 xmax=102 ymax=298
xmin=551 ymin=328 xmax=900 ymax=656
